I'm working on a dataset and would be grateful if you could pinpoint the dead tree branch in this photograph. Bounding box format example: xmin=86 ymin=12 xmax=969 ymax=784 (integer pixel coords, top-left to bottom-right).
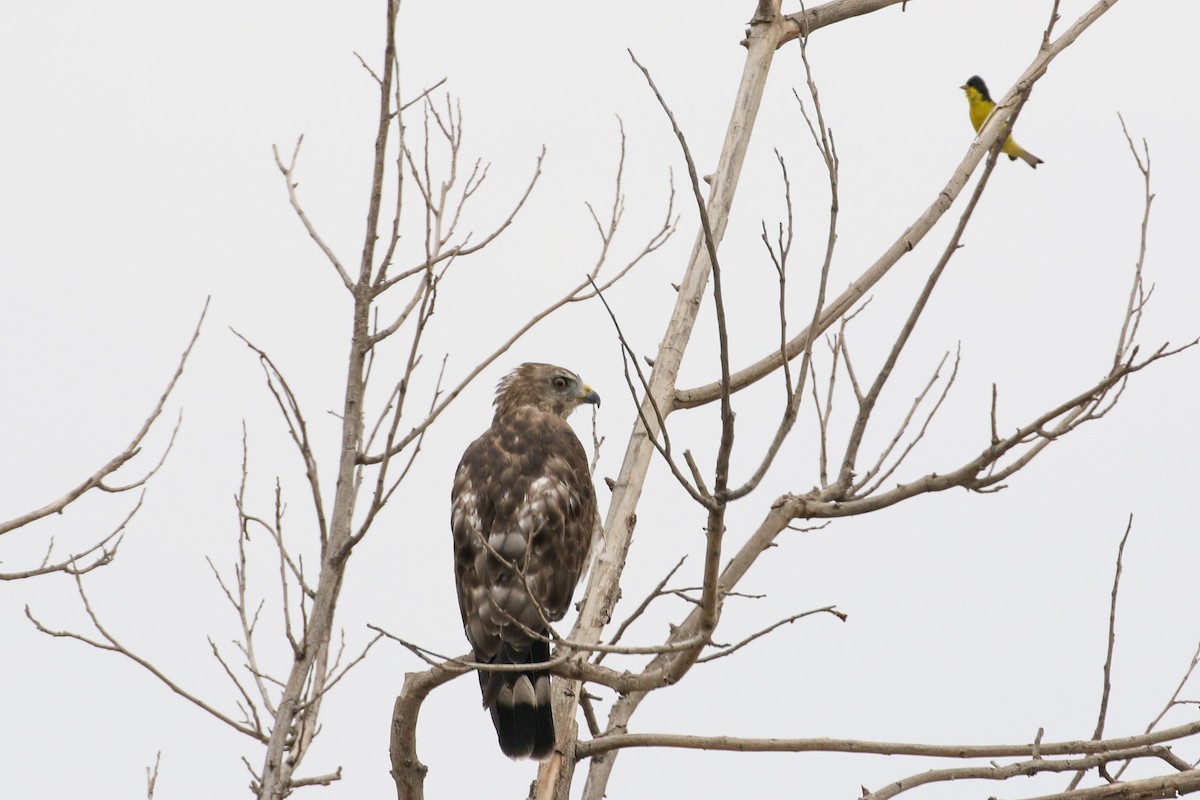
xmin=677 ymin=0 xmax=1124 ymax=409
xmin=574 ymin=719 xmax=1200 ymax=760
xmin=1 ymin=300 xmax=206 ymax=539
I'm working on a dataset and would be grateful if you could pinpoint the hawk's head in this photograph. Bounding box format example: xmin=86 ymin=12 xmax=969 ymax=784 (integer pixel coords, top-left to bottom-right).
xmin=494 ymin=362 xmax=601 ymax=420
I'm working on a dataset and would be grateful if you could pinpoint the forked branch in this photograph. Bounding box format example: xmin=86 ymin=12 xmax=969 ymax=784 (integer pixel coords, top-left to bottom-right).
xmin=0 ymin=301 xmax=207 ymax=577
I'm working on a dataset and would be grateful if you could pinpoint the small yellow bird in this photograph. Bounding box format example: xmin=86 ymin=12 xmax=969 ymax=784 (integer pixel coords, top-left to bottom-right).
xmin=961 ymin=75 xmax=1043 ymax=169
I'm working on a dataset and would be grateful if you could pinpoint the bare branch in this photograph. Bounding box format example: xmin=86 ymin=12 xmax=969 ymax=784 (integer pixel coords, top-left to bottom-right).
xmin=375 ymin=145 xmax=544 ymax=299
xmin=856 ymin=347 xmax=960 ymax=497
xmin=272 ymin=138 xmax=354 ymax=293
xmin=316 ymin=631 xmax=382 ymax=698
xmin=1042 ymin=0 xmax=1064 ymax=50
xmin=0 ymin=491 xmax=144 ymax=581
xmin=1144 ymin=639 xmax=1200 ymax=734
xmin=864 ymin=747 xmax=1188 ymax=800
xmin=575 ymin=719 xmax=1200 ymax=760
xmin=1095 ymin=520 xmax=1134 ymax=729
xmin=678 ymin=0 xmax=1123 ymax=408
xmin=361 ymin=197 xmax=665 ymax=467
xmin=1110 ymin=635 xmax=1200 ymax=784
xmin=208 ymin=636 xmax=265 ymax=735
xmin=1 ymin=301 xmax=207 ymax=537
xmin=625 ymin=52 xmax=730 ymax=717
xmin=697 ymin=605 xmax=845 ymax=663
xmin=26 ymin=572 xmax=266 ymax=742
xmin=597 ymin=555 xmax=688 ymax=665
xmin=588 ymin=276 xmax=713 ymax=508
xmin=1113 ymin=113 xmax=1154 ymax=369
xmin=1020 ymin=770 xmax=1200 ymax=800
xmin=837 ymin=116 xmax=1009 ymax=496
xmin=288 ymin=769 xmax=343 ymax=789
xmin=231 ymin=331 xmax=329 ymax=550
xmin=398 ymin=77 xmax=447 ymax=113
xmin=722 ymin=44 xmax=840 ymax=503
xmin=1065 ymin=521 xmax=1134 ymax=800
xmin=390 ymin=660 xmax=471 ymax=800
xmin=146 ymin=752 xmax=161 ymax=800
xmin=781 ymin=0 xmax=910 ymax=45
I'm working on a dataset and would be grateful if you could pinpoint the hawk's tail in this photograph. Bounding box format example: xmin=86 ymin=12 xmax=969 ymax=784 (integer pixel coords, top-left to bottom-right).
xmin=479 ymin=639 xmax=555 ymax=760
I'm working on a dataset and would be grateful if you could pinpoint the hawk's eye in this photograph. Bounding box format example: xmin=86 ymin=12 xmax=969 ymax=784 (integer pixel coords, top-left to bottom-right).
xmin=551 ymin=376 xmax=569 ymax=391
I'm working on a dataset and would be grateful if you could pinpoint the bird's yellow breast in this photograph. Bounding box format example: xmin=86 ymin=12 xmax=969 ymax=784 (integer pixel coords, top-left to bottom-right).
xmin=964 ymin=85 xmax=994 ymax=133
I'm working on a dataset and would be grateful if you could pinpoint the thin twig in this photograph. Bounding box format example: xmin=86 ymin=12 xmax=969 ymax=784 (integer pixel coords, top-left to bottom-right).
xmin=26 ymin=573 xmax=266 ymax=742
xmin=1 ymin=301 xmax=207 ymax=537
xmin=597 ymin=555 xmax=688 ymax=665
xmin=698 ymin=605 xmax=845 ymax=663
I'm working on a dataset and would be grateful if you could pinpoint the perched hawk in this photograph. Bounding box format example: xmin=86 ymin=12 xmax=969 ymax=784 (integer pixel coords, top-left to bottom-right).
xmin=450 ymin=363 xmax=601 ymax=759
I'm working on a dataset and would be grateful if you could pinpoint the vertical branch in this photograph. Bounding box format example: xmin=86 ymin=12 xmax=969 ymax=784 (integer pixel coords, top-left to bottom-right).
xmin=1065 ymin=516 xmax=1133 ymax=791
xmin=1094 ymin=516 xmax=1133 ymax=740
xmin=359 ymin=0 xmax=399 ymax=288
xmin=1113 ymin=113 xmax=1153 ymax=368
xmin=542 ymin=7 xmax=792 ymax=800
xmin=257 ymin=2 xmax=399 ymax=797
xmin=389 ymin=663 xmax=469 ymax=800
xmin=628 ymin=49 xmax=728 ymax=639
xmin=723 ymin=37 xmax=842 ymax=502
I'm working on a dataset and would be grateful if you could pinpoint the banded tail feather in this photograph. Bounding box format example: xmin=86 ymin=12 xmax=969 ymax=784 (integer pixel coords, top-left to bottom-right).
xmin=451 ymin=364 xmax=599 ymax=759
xmin=479 ymin=640 xmax=555 ymax=760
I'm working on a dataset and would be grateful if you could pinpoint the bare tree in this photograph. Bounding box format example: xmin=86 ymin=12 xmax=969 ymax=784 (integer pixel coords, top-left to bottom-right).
xmin=22 ymin=1 xmax=667 ymax=798
xmin=382 ymin=2 xmax=1200 ymax=800
xmin=13 ymin=1 xmax=1198 ymax=799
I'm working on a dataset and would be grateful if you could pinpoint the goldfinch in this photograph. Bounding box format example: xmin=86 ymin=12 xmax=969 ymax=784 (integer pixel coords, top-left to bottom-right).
xmin=961 ymin=75 xmax=1043 ymax=169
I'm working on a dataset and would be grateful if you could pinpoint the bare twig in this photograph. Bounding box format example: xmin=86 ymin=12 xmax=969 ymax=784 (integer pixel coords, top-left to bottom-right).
xmin=288 ymin=769 xmax=343 ymax=789
xmin=273 ymin=138 xmax=354 ymax=292
xmin=1 ymin=491 xmax=145 ymax=581
xmin=1 ymin=301 xmax=207 ymax=538
xmin=231 ymin=332 xmax=328 ymax=550
xmin=1065 ymin=515 xmax=1134 ymax=791
xmin=837 ymin=113 xmax=1010 ymax=497
xmin=721 ymin=42 xmax=841 ymax=503
xmin=26 ymin=572 xmax=266 ymax=742
xmin=597 ymin=555 xmax=688 ymax=665
xmin=856 ymin=347 xmax=960 ymax=497
xmin=1113 ymin=113 xmax=1154 ymax=369
xmin=146 ymin=751 xmax=161 ymax=800
xmin=626 ymin=46 xmax=726 ymax=702
xmin=697 ymin=605 xmax=845 ymax=663
xmin=1144 ymin=640 xmax=1200 ymax=734
xmin=359 ymin=143 xmax=667 ymax=468
xmin=588 ymin=276 xmax=713 ymax=508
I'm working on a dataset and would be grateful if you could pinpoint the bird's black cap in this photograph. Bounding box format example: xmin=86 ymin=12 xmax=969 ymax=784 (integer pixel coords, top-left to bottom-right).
xmin=964 ymin=75 xmax=992 ymax=102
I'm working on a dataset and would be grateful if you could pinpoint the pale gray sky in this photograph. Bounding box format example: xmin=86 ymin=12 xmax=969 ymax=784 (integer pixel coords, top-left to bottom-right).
xmin=2 ymin=2 xmax=1198 ymax=798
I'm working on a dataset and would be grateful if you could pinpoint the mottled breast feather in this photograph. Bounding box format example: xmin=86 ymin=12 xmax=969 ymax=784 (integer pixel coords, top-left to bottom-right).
xmin=451 ymin=407 xmax=595 ymax=658
xmin=450 ymin=364 xmax=600 ymax=759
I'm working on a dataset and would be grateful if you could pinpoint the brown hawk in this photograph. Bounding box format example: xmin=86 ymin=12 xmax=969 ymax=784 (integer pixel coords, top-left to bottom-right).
xmin=450 ymin=363 xmax=600 ymax=759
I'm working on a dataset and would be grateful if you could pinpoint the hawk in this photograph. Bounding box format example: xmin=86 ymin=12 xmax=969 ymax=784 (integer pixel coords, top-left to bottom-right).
xmin=450 ymin=362 xmax=601 ymax=759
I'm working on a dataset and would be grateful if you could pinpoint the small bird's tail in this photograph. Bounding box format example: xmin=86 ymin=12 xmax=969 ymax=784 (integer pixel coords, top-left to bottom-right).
xmin=479 ymin=639 xmax=555 ymax=759
xmin=1011 ymin=148 xmax=1044 ymax=169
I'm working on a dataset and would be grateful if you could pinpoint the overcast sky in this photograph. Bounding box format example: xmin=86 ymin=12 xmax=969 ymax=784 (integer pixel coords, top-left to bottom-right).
xmin=2 ymin=2 xmax=1198 ymax=798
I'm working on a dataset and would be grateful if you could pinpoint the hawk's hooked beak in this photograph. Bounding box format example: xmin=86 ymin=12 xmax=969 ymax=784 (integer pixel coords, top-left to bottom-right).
xmin=579 ymin=386 xmax=601 ymax=408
